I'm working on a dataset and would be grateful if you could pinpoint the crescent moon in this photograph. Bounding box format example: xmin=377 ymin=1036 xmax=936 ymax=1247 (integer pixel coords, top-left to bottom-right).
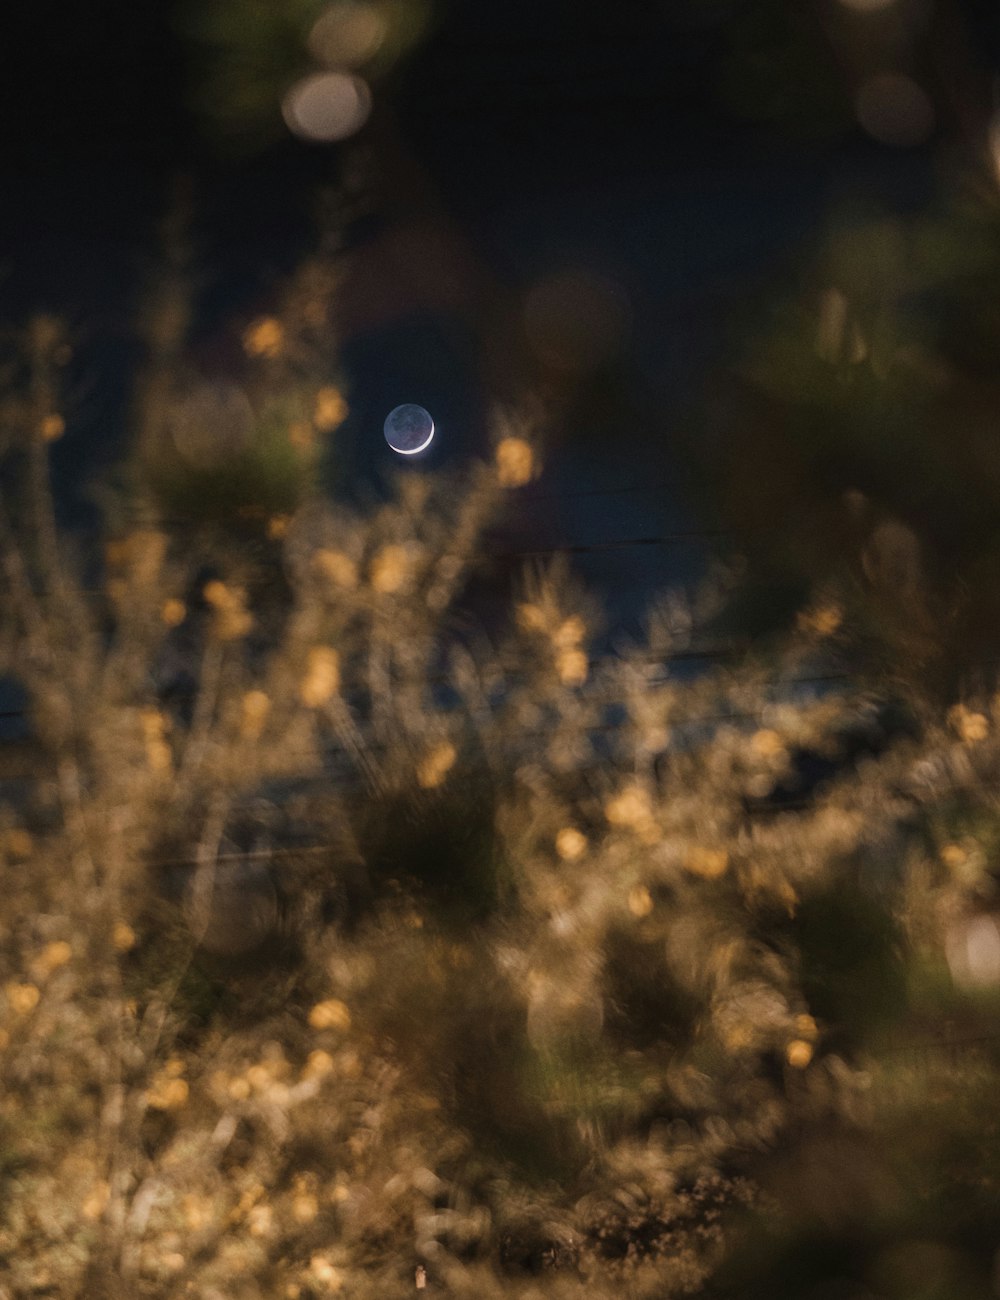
xmin=395 ymin=418 xmax=434 ymax=455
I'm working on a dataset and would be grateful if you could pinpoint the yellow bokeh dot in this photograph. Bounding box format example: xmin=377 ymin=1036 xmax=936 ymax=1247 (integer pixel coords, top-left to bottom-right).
xmin=40 ymin=413 xmax=65 ymax=442
xmin=243 ymin=316 xmax=285 ymax=359
xmin=4 ymin=828 xmax=33 ymax=859
xmin=313 ymin=549 xmax=358 ymax=589
xmin=750 ymin=729 xmax=784 ymax=759
xmin=794 ymin=1013 xmax=818 ymax=1041
xmin=302 ymin=1049 xmax=335 ymax=1080
xmin=308 ymin=999 xmax=351 ymax=1031
xmin=314 ymin=386 xmax=348 ymax=432
xmin=370 ymin=544 xmax=411 ymax=594
xmin=82 ymin=1180 xmax=110 ymax=1221
xmin=267 ymin=514 xmax=290 ymax=539
xmin=6 ymin=982 xmax=40 ymax=1015
xmin=685 ymin=846 xmax=729 ymax=879
xmin=228 ymin=1076 xmax=251 ymax=1101
xmin=160 ymin=598 xmax=186 ymax=628
xmin=417 ymin=741 xmax=457 ymax=789
xmin=299 ymin=646 xmax=340 ymax=708
xmin=605 ymin=785 xmax=652 ymax=828
xmin=34 ymin=940 xmax=72 ymax=977
xmin=555 ymin=827 xmax=587 ymax=861
xmin=146 ymin=1076 xmax=189 ymax=1110
xmin=554 ymin=615 xmax=585 ymax=648
xmin=495 ymin=436 xmax=535 ymax=488
xmin=628 ymin=884 xmax=654 ymax=918
xmin=292 ymin=1192 xmax=319 ymax=1223
xmin=941 ymin=843 xmax=968 ymax=870
xmin=557 ymin=646 xmax=588 ymax=687
xmin=113 ymin=920 xmax=137 ymax=952
xmin=797 ymin=604 xmax=842 ymax=638
xmin=786 ymin=1039 xmax=814 ymax=1069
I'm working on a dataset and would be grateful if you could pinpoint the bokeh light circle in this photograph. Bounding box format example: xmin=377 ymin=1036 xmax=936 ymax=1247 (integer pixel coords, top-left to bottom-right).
xmin=282 ymin=71 xmax=372 ymax=143
xmin=856 ymin=73 xmax=934 ymax=148
xmin=308 ymin=2 xmax=387 ymax=67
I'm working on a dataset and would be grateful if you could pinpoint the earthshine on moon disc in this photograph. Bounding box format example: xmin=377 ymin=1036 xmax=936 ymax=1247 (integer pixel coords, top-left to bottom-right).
xmin=384 ymin=404 xmax=434 ymax=455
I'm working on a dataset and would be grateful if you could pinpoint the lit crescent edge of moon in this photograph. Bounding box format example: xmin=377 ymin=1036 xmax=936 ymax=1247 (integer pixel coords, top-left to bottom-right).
xmin=390 ymin=417 xmax=435 ymax=455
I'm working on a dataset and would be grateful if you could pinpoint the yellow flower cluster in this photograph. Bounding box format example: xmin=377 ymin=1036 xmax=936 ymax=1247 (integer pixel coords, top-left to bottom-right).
xmin=243 ymin=316 xmax=284 ymax=359
xmin=113 ymin=919 xmax=137 ymax=952
xmin=628 ymin=884 xmax=654 ymax=918
xmin=495 ymin=436 xmax=535 ymax=488
xmin=299 ymin=647 xmax=340 ymax=708
xmin=416 ymin=741 xmax=457 ymax=789
xmin=203 ymin=580 xmax=253 ymax=641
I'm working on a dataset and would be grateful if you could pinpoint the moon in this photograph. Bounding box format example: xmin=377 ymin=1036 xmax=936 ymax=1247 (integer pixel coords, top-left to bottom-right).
xmin=384 ymin=404 xmax=434 ymax=455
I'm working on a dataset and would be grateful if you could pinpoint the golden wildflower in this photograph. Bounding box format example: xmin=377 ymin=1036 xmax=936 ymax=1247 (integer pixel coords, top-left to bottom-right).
xmin=39 ymin=413 xmax=65 ymax=442
xmin=267 ymin=514 xmax=290 ymax=539
xmin=247 ymin=1064 xmax=272 ymax=1093
xmin=786 ymin=1039 xmax=814 ymax=1069
xmin=160 ymin=597 xmax=186 ymax=627
xmin=302 ymin=1049 xmax=335 ymax=1080
xmin=685 ymin=846 xmax=729 ymax=879
xmin=300 ymin=646 xmax=340 ymax=708
xmin=33 ymin=939 xmax=72 ymax=978
xmin=146 ymin=1075 xmax=189 ymax=1110
xmin=750 ymin=729 xmax=784 ymax=759
xmin=6 ymin=982 xmax=40 ymax=1015
xmin=628 ymin=884 xmax=654 ymax=918
xmin=941 ymin=843 xmax=968 ymax=870
xmin=313 ymin=548 xmax=358 ymax=589
xmin=370 ymin=543 xmax=411 ymax=594
xmin=163 ymin=1056 xmax=186 ymax=1077
xmin=314 ymin=386 xmax=348 ymax=432
xmin=555 ymin=827 xmax=587 ymax=861
xmin=243 ymin=315 xmax=284 ymax=359
xmin=797 ymin=604 xmax=842 ymax=637
xmin=240 ymin=689 xmax=271 ymax=740
xmin=82 ymin=1180 xmax=110 ymax=1221
xmin=605 ymin=785 xmax=652 ymax=828
xmin=288 ymin=421 xmax=314 ymax=452
xmin=495 ymin=436 xmax=535 ymax=487
xmin=557 ymin=646 xmax=588 ymax=687
xmin=308 ymin=999 xmax=351 ymax=1031
xmin=416 ymin=741 xmax=457 ymax=789
xmin=4 ymin=828 xmax=33 ymax=859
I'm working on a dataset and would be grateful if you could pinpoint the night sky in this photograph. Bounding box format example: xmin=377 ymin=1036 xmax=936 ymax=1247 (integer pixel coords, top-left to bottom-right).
xmin=1 ymin=0 xmax=997 ymax=644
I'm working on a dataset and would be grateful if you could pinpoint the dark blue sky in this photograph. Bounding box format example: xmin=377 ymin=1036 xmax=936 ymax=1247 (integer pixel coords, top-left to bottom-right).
xmin=0 ymin=0 xmax=994 ymax=647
